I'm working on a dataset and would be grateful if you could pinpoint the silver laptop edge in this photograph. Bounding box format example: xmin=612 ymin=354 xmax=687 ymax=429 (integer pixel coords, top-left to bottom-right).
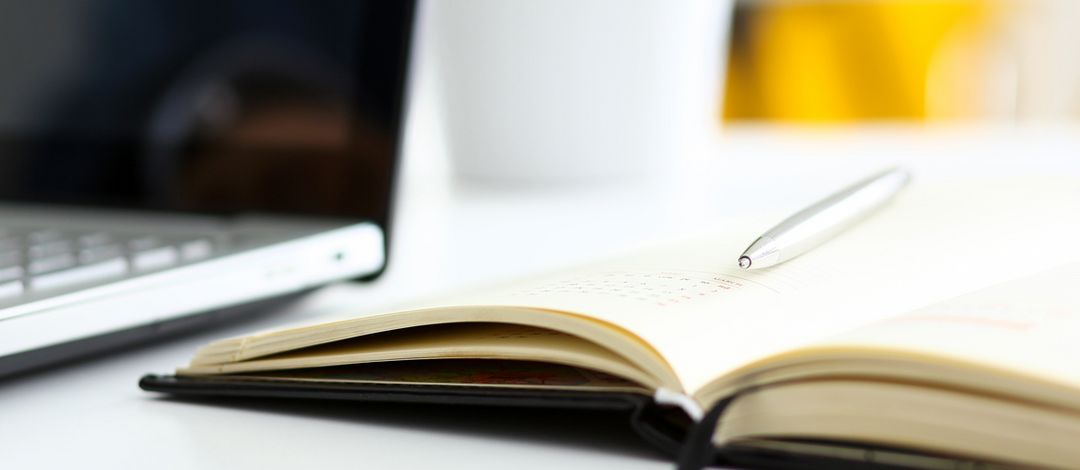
xmin=0 ymin=222 xmax=383 ymax=360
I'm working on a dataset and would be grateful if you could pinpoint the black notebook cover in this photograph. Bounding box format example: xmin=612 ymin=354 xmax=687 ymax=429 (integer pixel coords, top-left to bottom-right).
xmin=139 ymin=374 xmax=997 ymax=470
xmin=138 ymin=373 xmax=688 ymax=457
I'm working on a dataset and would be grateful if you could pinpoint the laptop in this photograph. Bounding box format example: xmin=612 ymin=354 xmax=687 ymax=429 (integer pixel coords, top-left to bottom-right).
xmin=0 ymin=0 xmax=416 ymax=377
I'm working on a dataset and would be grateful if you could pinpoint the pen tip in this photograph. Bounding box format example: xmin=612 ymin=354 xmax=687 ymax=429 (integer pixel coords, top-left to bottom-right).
xmin=738 ymin=256 xmax=751 ymax=269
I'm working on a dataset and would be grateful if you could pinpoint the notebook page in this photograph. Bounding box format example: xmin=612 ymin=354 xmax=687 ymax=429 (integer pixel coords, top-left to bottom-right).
xmin=806 ymin=261 xmax=1080 ymax=396
xmin=461 ymin=178 xmax=1080 ymax=394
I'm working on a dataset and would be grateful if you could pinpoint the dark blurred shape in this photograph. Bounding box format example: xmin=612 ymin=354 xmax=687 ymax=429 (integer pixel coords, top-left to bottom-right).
xmin=0 ymin=0 xmax=412 ymax=227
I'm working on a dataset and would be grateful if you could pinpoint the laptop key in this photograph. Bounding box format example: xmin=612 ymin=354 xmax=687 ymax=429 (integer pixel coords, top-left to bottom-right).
xmin=77 ymin=232 xmax=113 ymax=247
xmin=0 ymin=250 xmax=21 ymax=266
xmin=0 ymin=237 xmax=20 ymax=251
xmin=28 ymin=229 xmax=64 ymax=244
xmin=27 ymin=239 xmax=73 ymax=259
xmin=79 ymin=244 xmax=124 ymax=264
xmin=28 ymin=253 xmax=76 ymax=274
xmin=30 ymin=258 xmax=128 ymax=291
xmin=179 ymin=239 xmax=213 ymax=261
xmin=128 ymin=237 xmax=162 ymax=252
xmin=132 ymin=246 xmax=178 ymax=272
xmin=0 ymin=265 xmax=24 ymax=282
xmin=0 ymin=280 xmax=24 ymax=300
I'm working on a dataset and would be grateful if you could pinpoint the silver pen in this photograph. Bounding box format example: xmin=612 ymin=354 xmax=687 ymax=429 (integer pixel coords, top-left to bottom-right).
xmin=737 ymin=167 xmax=911 ymax=270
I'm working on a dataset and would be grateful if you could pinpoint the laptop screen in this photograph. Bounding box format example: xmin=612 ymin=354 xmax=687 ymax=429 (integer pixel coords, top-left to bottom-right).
xmin=0 ymin=0 xmax=413 ymax=228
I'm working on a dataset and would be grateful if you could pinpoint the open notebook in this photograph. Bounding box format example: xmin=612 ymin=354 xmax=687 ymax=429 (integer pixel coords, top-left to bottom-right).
xmin=142 ymin=178 xmax=1080 ymax=469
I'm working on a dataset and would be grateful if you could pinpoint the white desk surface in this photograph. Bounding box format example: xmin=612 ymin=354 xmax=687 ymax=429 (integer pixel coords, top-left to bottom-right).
xmin=4 ymin=125 xmax=1080 ymax=469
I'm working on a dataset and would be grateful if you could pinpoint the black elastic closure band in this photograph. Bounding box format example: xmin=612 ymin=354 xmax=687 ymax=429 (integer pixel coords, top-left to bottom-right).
xmin=675 ymin=390 xmax=748 ymax=470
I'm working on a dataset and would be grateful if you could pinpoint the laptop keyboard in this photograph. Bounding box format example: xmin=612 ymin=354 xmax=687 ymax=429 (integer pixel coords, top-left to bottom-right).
xmin=0 ymin=228 xmax=215 ymax=302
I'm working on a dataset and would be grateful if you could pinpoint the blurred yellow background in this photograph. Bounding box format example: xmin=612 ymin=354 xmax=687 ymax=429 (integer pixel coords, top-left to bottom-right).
xmin=723 ymin=0 xmax=1079 ymax=122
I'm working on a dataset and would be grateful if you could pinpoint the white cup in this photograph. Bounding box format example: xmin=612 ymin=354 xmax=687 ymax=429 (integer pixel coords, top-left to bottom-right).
xmin=428 ymin=0 xmax=733 ymax=184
